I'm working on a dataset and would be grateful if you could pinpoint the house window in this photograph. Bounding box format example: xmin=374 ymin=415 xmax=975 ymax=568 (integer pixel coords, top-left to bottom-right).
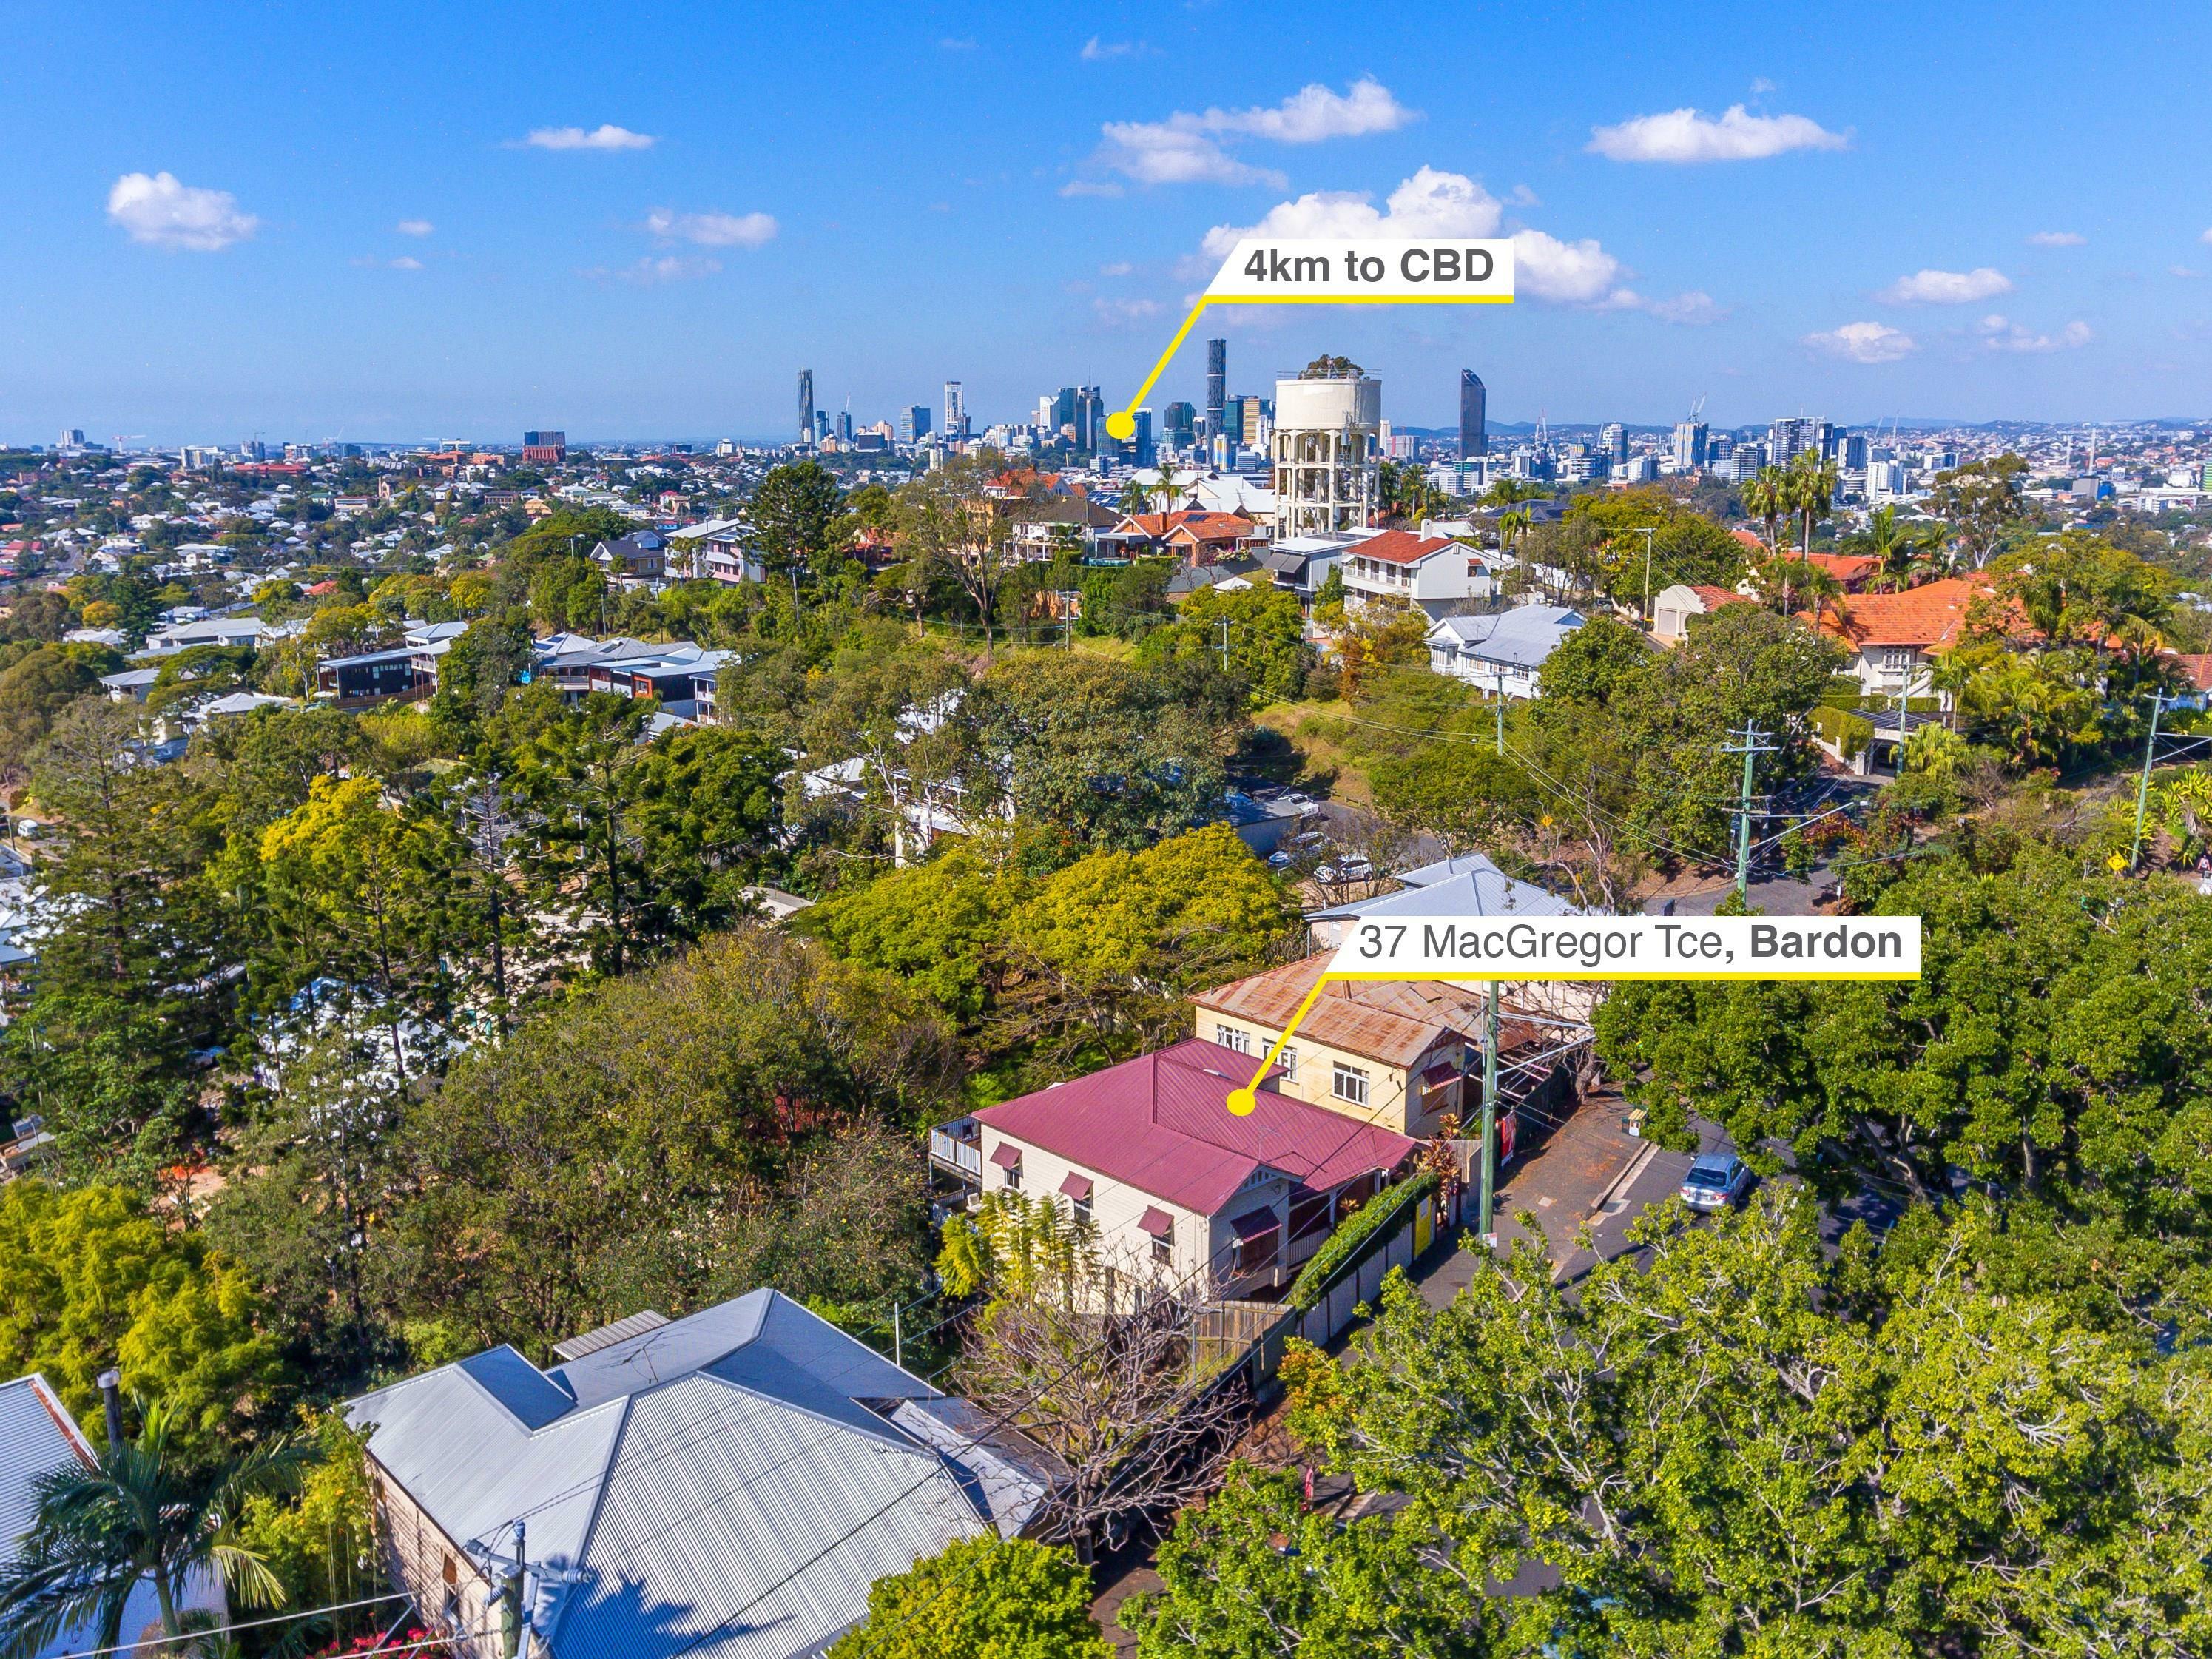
xmin=1152 ymin=1233 xmax=1172 ymax=1265
xmin=1280 ymin=1047 xmax=1298 ymax=1081
xmin=1880 ymin=647 xmax=1915 ymax=673
xmin=1332 ymin=1063 xmax=1370 ymax=1106
xmin=1213 ymin=1024 xmax=1250 ymax=1054
xmin=1287 ymin=1185 xmax=1332 ymax=1242
xmin=1002 ymin=1164 xmax=1021 ymax=1191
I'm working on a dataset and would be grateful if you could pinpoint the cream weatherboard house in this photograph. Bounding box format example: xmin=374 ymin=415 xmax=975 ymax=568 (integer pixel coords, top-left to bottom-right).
xmin=945 ymin=1040 xmax=1417 ymax=1302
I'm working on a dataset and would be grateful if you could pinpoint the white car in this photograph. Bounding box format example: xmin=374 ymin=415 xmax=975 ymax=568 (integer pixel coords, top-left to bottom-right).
xmin=1315 ymin=855 xmax=1373 ymax=884
xmin=1679 ymin=1153 xmax=1753 ymax=1213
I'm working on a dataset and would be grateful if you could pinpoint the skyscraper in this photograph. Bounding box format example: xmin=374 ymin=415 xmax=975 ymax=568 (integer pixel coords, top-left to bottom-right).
xmin=944 ymin=381 xmax=966 ymax=437
xmin=901 ymin=405 xmax=931 ymax=442
xmin=1458 ymin=370 xmax=1487 ymax=458
xmin=1768 ymin=416 xmax=1821 ymax=465
xmin=836 ymin=411 xmax=853 ymax=445
xmin=1132 ymin=409 xmax=1156 ymax=468
xmin=1601 ymin=422 xmax=1628 ymax=466
xmin=1164 ymin=400 xmax=1196 ymax=447
xmin=1670 ymin=419 xmax=1709 ymax=471
xmin=1075 ymin=387 xmax=1104 ymax=450
xmin=1205 ymin=338 xmax=1227 ymax=440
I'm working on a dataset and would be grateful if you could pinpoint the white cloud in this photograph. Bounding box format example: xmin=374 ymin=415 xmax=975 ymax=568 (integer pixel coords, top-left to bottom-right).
xmin=644 ymin=208 xmax=778 ymax=248
xmin=1803 ymin=321 xmax=1917 ymax=363
xmin=522 ymin=124 xmax=655 ymax=152
xmin=1642 ymin=289 xmax=1724 ymax=325
xmin=2201 ymin=227 xmax=2212 ymax=246
xmin=1199 ymin=167 xmax=1673 ymax=314
xmin=2174 ymin=265 xmax=2201 ymax=278
xmin=388 ymin=255 xmax=424 ymax=271
xmin=107 ymin=171 xmax=258 ymax=251
xmin=1060 ymin=179 xmax=1124 ymax=199
xmin=396 ymin=218 xmax=434 ymax=237
xmin=1093 ymin=296 xmax=1164 ymax=325
xmin=1978 ymin=314 xmax=2091 ymax=354
xmin=1089 ymin=77 xmax=1414 ymax=188
xmin=1099 ymin=260 xmax=1133 ymax=276
xmin=584 ymin=255 xmax=721 ymax=284
xmin=2026 ymin=230 xmax=2085 ymax=248
xmin=1081 ymin=36 xmax=1142 ymax=60
xmin=1587 ymin=104 xmax=1846 ymax=163
xmin=1878 ymin=266 xmax=2012 ymax=305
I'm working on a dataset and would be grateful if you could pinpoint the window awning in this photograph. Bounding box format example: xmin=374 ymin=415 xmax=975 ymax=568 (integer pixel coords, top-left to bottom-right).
xmin=1058 ymin=1171 xmax=1093 ymax=1202
xmin=1138 ymin=1206 xmax=1175 ymax=1238
xmin=1230 ymin=1206 xmax=1282 ymax=1243
xmin=989 ymin=1143 xmax=1022 ymax=1169
xmin=1422 ymin=1062 xmax=1461 ymax=1088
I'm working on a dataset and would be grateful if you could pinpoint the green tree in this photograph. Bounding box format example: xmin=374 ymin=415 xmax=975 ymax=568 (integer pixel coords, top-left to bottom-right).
xmin=0 ymin=1398 xmax=313 ymax=1658
xmin=802 ymin=842 xmax=1008 ymax=1022
xmin=1927 ymin=453 xmax=2031 ymax=568
xmin=750 ymin=459 xmax=846 ymax=610
xmin=826 ymin=1535 xmax=1110 ymax=1659
xmin=0 ymin=1180 xmax=289 ymax=1453
xmin=1142 ymin=583 xmax=1312 ymax=705
xmin=0 ymin=647 xmax=99 ymax=777
xmin=1123 ymin=1465 xmax=1491 ymax=1658
xmin=513 ymin=693 xmax=653 ymax=975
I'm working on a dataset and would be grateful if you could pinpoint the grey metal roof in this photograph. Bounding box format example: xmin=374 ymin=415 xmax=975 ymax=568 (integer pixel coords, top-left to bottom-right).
xmin=347 ymin=1290 xmax=1003 ymax=1659
xmin=1 ymin=1375 xmax=221 ymax=1657
xmin=1309 ymin=855 xmax=1579 ymax=923
xmin=1426 ymin=605 xmax=1585 ymax=669
xmin=555 ymin=1310 xmax=671 ymax=1363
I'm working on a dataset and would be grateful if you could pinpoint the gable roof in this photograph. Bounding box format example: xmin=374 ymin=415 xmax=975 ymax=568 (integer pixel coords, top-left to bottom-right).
xmin=1346 ymin=528 xmax=1458 ymax=566
xmin=974 ymin=1039 xmax=1417 ymax=1214
xmin=1805 ymin=552 xmax=1880 ymax=585
xmin=1808 ymin=576 xmax=2006 ymax=651
xmin=1687 ymin=584 xmax=1752 ymax=610
xmin=1193 ymin=952 xmax=1548 ymax=1069
xmin=1425 ymin=605 xmax=1585 ymax=667
xmin=1115 ymin=511 xmax=1258 ymax=541
xmin=1312 ymin=853 xmax=1579 ymax=922
xmin=347 ymin=1290 xmax=1034 ymax=1659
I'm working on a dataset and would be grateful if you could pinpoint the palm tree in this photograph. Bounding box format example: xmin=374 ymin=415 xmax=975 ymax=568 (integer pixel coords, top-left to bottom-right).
xmin=1741 ymin=468 xmax=1787 ymax=560
xmin=1863 ymin=503 xmax=1944 ymax=591
xmin=0 ymin=1399 xmax=315 ymax=1659
xmin=1787 ymin=454 xmax=1840 ymax=560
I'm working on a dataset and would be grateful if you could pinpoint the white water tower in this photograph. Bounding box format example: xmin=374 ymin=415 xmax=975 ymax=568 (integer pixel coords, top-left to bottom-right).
xmin=1271 ymin=367 xmax=1381 ymax=538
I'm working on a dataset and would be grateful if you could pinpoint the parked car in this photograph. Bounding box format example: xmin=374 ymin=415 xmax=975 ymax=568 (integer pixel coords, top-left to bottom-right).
xmin=1267 ymin=849 xmax=1295 ymax=869
xmin=1679 ymin=1153 xmax=1753 ymax=1212
xmin=1315 ymin=855 xmax=1374 ymax=884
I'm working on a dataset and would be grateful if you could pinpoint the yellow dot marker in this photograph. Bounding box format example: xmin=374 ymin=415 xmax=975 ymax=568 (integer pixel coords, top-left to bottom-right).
xmin=1226 ymin=1088 xmax=1257 ymax=1117
xmin=1104 ymin=410 xmax=1136 ymax=442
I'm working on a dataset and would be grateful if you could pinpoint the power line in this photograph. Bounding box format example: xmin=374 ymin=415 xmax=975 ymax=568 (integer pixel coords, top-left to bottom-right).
xmin=32 ymin=1593 xmax=413 ymax=1659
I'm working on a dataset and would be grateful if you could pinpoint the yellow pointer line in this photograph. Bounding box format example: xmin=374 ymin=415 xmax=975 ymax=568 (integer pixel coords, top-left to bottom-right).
xmin=1226 ymin=966 xmax=1918 ymax=1116
xmin=1111 ymin=293 xmax=1517 ymax=432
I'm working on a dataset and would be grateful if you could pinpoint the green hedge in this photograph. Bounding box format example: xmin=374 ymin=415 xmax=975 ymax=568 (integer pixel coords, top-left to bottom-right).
xmin=1809 ymin=703 xmax=1875 ymax=762
xmin=1287 ymin=1169 xmax=1440 ymax=1312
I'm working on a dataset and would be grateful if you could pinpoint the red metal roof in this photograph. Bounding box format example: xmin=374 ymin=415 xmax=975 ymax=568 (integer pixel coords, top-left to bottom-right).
xmin=974 ymin=1039 xmax=1418 ymax=1217
xmin=1347 ymin=528 xmax=1457 ymax=566
xmin=1137 ymin=1206 xmax=1174 ymax=1236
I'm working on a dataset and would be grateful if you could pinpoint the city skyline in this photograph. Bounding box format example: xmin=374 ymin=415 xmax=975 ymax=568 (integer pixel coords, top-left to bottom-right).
xmin=7 ymin=1 xmax=2212 ymax=443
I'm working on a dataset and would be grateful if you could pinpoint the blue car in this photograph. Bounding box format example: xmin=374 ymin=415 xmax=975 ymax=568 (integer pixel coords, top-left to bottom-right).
xmin=1679 ymin=1153 xmax=1753 ymax=1212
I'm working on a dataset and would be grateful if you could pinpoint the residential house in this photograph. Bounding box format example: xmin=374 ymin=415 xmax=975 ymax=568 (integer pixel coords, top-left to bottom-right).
xmin=346 ymin=1290 xmax=1060 ymax=1659
xmin=1341 ymin=529 xmax=1502 ymax=621
xmin=98 ymin=667 xmax=162 ymax=703
xmin=590 ymin=531 xmax=668 ymax=582
xmin=1258 ymin=531 xmax=1363 ymax=605
xmin=1191 ymin=952 xmax=1570 ymax=1149
xmin=317 ymin=644 xmax=430 ymax=704
xmin=1 ymin=1374 xmax=226 ymax=1655
xmin=1424 ymin=605 xmax=1586 ymax=696
xmin=586 ymin=643 xmax=731 ymax=724
xmin=531 ymin=635 xmax=657 ymax=701
xmin=1005 ymin=495 xmax=1119 ymax=564
xmin=1804 ymin=552 xmax=1880 ymax=592
xmin=1651 ymin=582 xmax=1755 ymax=645
xmin=669 ymin=518 xmax=765 ymax=585
xmin=936 ymin=1039 xmax=1418 ymax=1301
xmin=1097 ymin=510 xmax=1267 ymax=567
xmin=1806 ymin=576 xmax=2011 ymax=706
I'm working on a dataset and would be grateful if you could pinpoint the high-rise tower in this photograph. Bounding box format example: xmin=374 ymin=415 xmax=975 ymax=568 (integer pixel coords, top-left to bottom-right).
xmin=1458 ymin=370 xmax=1487 ymax=458
xmin=797 ymin=371 xmax=814 ymax=445
xmin=1205 ymin=338 xmax=1227 ymax=440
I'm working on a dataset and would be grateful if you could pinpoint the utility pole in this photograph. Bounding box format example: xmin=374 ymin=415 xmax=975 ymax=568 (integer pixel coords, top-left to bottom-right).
xmin=500 ymin=1520 xmax=527 ymax=1659
xmin=2131 ymin=690 xmax=2167 ymax=872
xmin=892 ymin=1300 xmax=903 ymax=1370
xmin=1494 ymin=664 xmax=1506 ymax=756
xmin=1637 ymin=526 xmax=1657 ymax=622
xmin=1723 ymin=721 xmax=1777 ymax=899
xmin=1478 ymin=980 xmax=1500 ymax=1245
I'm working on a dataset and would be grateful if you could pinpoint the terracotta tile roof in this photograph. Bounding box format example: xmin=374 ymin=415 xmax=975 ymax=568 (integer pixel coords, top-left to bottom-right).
xmin=1690 ymin=584 xmax=1753 ymax=610
xmin=1807 ymin=552 xmax=1879 ymax=585
xmin=1191 ymin=953 xmax=1545 ymax=1069
xmin=2171 ymin=653 xmax=2212 ymax=693
xmin=1729 ymin=526 xmax=1767 ymax=553
xmin=1806 ymin=576 xmax=2014 ymax=652
xmin=1347 ymin=528 xmax=1457 ymax=566
xmin=1117 ymin=511 xmax=1258 ymax=541
xmin=974 ymin=1039 xmax=1417 ymax=1216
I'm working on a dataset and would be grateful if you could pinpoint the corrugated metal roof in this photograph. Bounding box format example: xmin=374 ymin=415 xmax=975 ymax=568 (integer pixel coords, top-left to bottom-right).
xmin=347 ymin=1291 xmax=987 ymax=1659
xmin=974 ymin=1040 xmax=1416 ymax=1215
xmin=1425 ymin=605 xmax=1585 ymax=667
xmin=1308 ymin=861 xmax=1579 ymax=923
xmin=554 ymin=1310 xmax=671 ymax=1363
xmin=1 ymin=1375 xmax=223 ymax=1657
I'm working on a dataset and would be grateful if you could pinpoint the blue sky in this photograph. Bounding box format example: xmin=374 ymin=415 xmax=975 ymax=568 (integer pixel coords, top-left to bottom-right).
xmin=4 ymin=0 xmax=2211 ymax=445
